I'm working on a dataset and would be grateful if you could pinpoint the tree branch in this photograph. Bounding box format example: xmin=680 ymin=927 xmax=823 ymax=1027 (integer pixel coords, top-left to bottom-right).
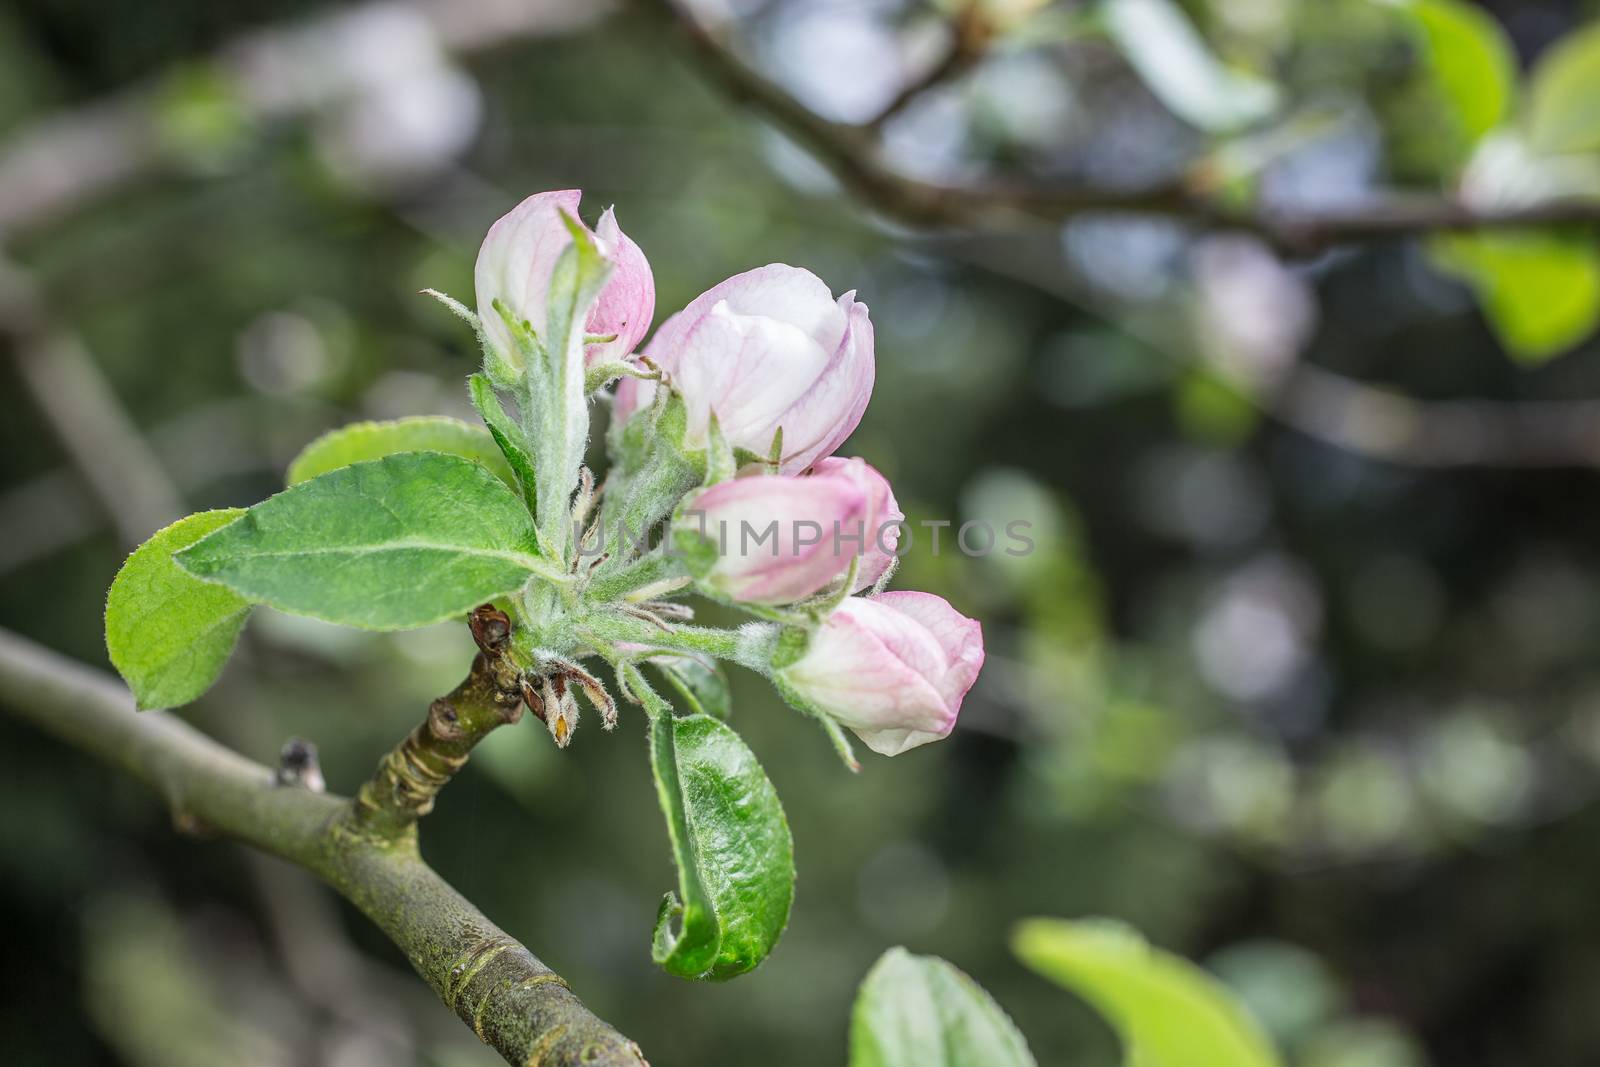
xmin=0 ymin=0 xmax=612 ymax=241
xmin=638 ymin=0 xmax=1600 ymax=252
xmin=0 ymin=626 xmax=645 ymax=1067
xmin=862 ymin=3 xmax=989 ymax=131
xmin=948 ymin=234 xmax=1600 ymax=470
xmin=0 ymin=260 xmax=186 ymax=544
xmin=348 ymin=607 xmax=526 ymax=842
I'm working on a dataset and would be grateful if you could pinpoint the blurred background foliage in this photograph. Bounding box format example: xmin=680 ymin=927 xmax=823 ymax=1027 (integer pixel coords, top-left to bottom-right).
xmin=2 ymin=0 xmax=1600 ymax=1064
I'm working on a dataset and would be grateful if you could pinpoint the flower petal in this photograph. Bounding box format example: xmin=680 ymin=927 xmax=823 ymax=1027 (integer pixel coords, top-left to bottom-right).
xmin=474 ymin=189 xmax=583 ymax=363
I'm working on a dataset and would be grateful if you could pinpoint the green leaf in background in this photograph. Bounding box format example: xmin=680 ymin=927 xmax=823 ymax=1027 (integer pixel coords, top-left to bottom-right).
xmin=1430 ymin=231 xmax=1600 ymax=362
xmin=651 ymin=654 xmax=732 ymax=720
xmin=1012 ymin=918 xmax=1283 ymax=1067
xmin=849 ymin=947 xmax=1036 ymax=1067
xmin=105 ymin=509 xmax=250 ymax=710
xmin=285 ymin=416 xmax=516 ymax=491
xmin=1174 ymin=368 xmax=1260 ymax=447
xmin=649 ymin=712 xmax=793 ymax=980
xmin=1527 ymin=20 xmax=1600 ymax=154
xmin=175 ymin=452 xmax=549 ymax=630
xmin=468 ymin=373 xmax=538 ymax=515
xmin=1102 ymin=0 xmax=1278 ymax=133
xmin=1407 ymin=0 xmax=1516 ymax=147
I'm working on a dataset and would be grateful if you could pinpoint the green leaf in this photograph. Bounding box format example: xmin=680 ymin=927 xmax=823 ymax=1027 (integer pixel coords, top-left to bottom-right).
xmin=1012 ymin=918 xmax=1283 ymax=1067
xmin=286 ymin=416 xmax=516 ymax=490
xmin=651 ymin=655 xmax=732 ymax=720
xmin=1103 ymin=0 xmax=1278 ymax=133
xmin=1431 ymin=231 xmax=1600 ymax=362
xmin=1527 ymin=20 xmax=1600 ymax=155
xmin=648 ymin=710 xmax=793 ymax=980
xmin=469 ymin=373 xmax=538 ymax=515
xmin=106 ymin=510 xmax=250 ymax=710
xmin=1407 ymin=0 xmax=1516 ymax=147
xmin=176 ymin=452 xmax=550 ymax=630
xmin=849 ymin=948 xmax=1036 ymax=1067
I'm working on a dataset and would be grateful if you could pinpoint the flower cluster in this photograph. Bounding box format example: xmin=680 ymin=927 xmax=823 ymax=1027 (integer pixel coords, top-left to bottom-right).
xmin=469 ymin=190 xmax=983 ymax=759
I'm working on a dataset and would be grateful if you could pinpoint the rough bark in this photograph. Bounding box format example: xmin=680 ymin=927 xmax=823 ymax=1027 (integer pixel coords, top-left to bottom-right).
xmin=0 ymin=627 xmax=646 ymax=1067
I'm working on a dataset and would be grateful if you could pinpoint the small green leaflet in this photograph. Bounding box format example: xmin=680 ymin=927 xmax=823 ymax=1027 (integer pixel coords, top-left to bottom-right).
xmin=176 ymin=452 xmax=549 ymax=631
xmin=106 ymin=509 xmax=250 ymax=710
xmin=286 ymin=416 xmax=516 ymax=491
xmin=526 ymin=214 xmax=612 ymax=549
xmin=649 ymin=712 xmax=793 ymax=980
xmin=468 ymin=373 xmax=538 ymax=515
xmin=1431 ymin=231 xmax=1600 ymax=362
xmin=1012 ymin=918 xmax=1283 ymax=1067
xmin=1527 ymin=20 xmax=1600 ymax=155
xmin=651 ymin=655 xmax=732 ymax=720
xmin=849 ymin=948 xmax=1036 ymax=1067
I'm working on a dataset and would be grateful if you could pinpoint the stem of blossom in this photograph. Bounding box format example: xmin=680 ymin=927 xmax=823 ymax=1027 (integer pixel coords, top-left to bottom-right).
xmin=584 ymin=615 xmax=775 ymax=670
xmin=346 ymin=650 xmax=524 ymax=843
xmin=599 ymin=445 xmax=701 ymax=570
xmin=585 ymin=549 xmax=687 ymax=603
xmin=0 ymin=628 xmax=643 ymax=1067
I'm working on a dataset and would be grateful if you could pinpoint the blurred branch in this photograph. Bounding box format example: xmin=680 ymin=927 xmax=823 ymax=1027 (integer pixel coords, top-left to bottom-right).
xmin=639 ymin=0 xmax=1600 ymax=253
xmin=0 ymin=262 xmax=186 ymax=543
xmin=0 ymin=0 xmax=610 ymax=240
xmin=863 ymin=3 xmax=990 ymax=131
xmin=0 ymin=395 xmax=335 ymax=575
xmin=952 ymin=235 xmax=1600 ymax=469
xmin=0 ymin=627 xmax=644 ymax=1067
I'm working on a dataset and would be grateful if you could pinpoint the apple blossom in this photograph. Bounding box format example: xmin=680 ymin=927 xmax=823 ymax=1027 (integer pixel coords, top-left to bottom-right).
xmin=474 ymin=189 xmax=654 ymax=372
xmin=679 ymin=457 xmax=901 ymax=605
xmin=615 ymin=264 xmax=874 ymax=473
xmin=777 ymin=591 xmax=984 ymax=756
xmin=809 ymin=456 xmax=902 ymax=591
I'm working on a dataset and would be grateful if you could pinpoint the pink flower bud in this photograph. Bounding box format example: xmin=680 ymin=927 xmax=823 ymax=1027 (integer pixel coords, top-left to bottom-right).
xmin=681 ymin=468 xmax=869 ymax=605
xmin=475 ymin=189 xmax=655 ymax=370
xmin=808 ymin=457 xmax=903 ymax=592
xmin=616 ymin=264 xmax=874 ymax=473
xmin=680 ymin=457 xmax=902 ymax=605
xmin=779 ymin=592 xmax=983 ymax=756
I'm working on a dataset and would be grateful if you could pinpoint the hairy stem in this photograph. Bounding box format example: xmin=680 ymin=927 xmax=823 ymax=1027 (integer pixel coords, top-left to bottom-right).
xmin=0 ymin=627 xmax=645 ymax=1067
xmin=585 ymin=615 xmax=772 ymax=668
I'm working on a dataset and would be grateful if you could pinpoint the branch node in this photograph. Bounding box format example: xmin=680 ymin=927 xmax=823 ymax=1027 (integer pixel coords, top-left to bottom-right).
xmin=170 ymin=805 xmax=217 ymax=838
xmin=347 ymin=636 xmax=527 ymax=841
xmin=274 ymin=736 xmax=326 ymax=793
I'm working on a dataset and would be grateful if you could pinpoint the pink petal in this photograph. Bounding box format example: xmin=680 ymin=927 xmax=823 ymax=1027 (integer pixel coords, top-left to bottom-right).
xmin=769 ymin=293 xmax=875 ymax=473
xmin=587 ymin=206 xmax=655 ymax=367
xmin=873 ymin=591 xmax=985 ymax=711
xmin=474 ymin=189 xmax=583 ymax=360
xmin=811 ymin=456 xmax=902 ymax=591
xmin=690 ymin=471 xmax=870 ymax=604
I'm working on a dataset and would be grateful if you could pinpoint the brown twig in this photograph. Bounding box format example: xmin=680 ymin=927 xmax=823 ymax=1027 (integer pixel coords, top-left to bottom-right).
xmin=0 ymin=0 xmax=612 ymax=240
xmin=0 ymin=626 xmax=645 ymax=1066
xmin=638 ymin=0 xmax=1600 ymax=253
xmin=863 ymin=3 xmax=991 ymax=130
xmin=0 ymin=260 xmax=186 ymax=544
xmin=950 ymin=234 xmax=1600 ymax=469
